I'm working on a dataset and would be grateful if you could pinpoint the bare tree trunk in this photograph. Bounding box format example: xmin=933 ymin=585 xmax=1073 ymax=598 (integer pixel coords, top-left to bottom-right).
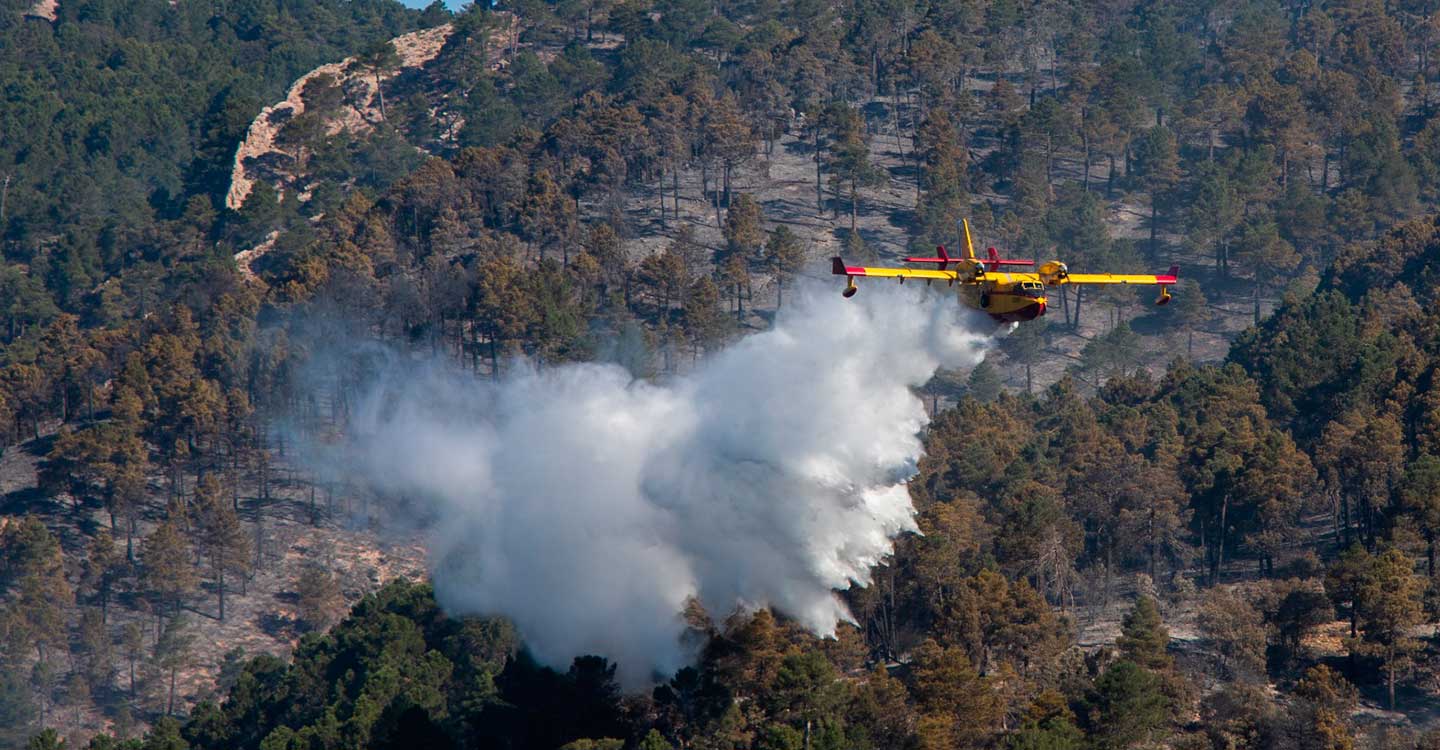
xmin=814 ymin=129 xmax=824 ymax=213
xmin=0 ymin=173 xmax=10 ymax=229
xmin=672 ymin=168 xmax=681 ymax=218
xmin=1214 ymin=494 xmax=1230 ymax=584
xmin=850 ymin=182 xmax=858 ymax=232
xmin=1389 ymin=652 xmax=1397 ymax=710
xmin=1150 ymin=200 xmax=1159 ymax=260
xmin=373 ymin=71 xmax=386 ymax=121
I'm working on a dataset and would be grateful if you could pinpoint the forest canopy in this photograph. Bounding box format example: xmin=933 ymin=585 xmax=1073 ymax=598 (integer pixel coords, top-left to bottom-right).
xmin=9 ymin=0 xmax=1440 ymax=748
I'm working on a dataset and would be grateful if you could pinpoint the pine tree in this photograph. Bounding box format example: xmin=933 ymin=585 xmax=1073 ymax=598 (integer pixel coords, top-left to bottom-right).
xmin=1291 ymin=665 xmax=1358 ymax=749
xmin=4 ymin=519 xmax=72 ymax=662
xmin=1116 ymin=596 xmax=1171 ymax=670
xmin=827 ymin=123 xmax=886 ymax=233
xmin=638 ymin=729 xmax=672 ymax=750
xmin=1130 ymin=126 xmax=1181 ymax=260
xmin=355 ymin=40 xmax=401 ymax=122
xmin=294 ymin=565 xmax=345 ymax=633
xmin=1008 ymin=690 xmax=1084 ymax=750
xmin=701 ymin=92 xmax=753 ymax=222
xmin=1325 ymin=544 xmax=1373 ymax=639
xmin=915 ymin=108 xmax=969 ymax=243
xmin=718 ymin=254 xmax=751 ymax=323
xmin=518 ymin=169 xmax=578 ymax=263
xmin=910 ymin=640 xmax=1002 ymax=748
xmin=153 ymin=615 xmax=194 ymax=717
xmin=722 ymin=194 xmax=765 ymax=260
xmin=1356 ymin=548 xmax=1423 ymax=710
xmin=765 ymin=227 xmax=805 ymax=309
xmin=29 ymin=656 xmax=59 ymax=728
xmin=1166 ymin=279 xmax=1210 ymax=359
xmin=26 ymin=728 xmax=64 ymax=750
xmin=196 ymin=475 xmax=250 ymax=621
xmin=966 ymin=361 xmax=1004 ymax=403
xmin=1085 ymin=661 xmax=1170 ymax=750
xmin=77 ymin=607 xmax=115 ymax=692
xmin=140 ymin=520 xmax=197 ymax=628
xmin=1000 ymin=318 xmax=1047 ymax=394
xmin=82 ymin=529 xmax=124 ymax=622
xmin=683 ymin=278 xmax=728 ymax=357
xmin=1197 ymin=588 xmax=1266 ymax=679
xmin=121 ymin=623 xmax=144 ymax=698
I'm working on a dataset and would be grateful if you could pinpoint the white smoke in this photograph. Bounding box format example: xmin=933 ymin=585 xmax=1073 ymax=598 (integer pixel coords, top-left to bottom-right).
xmin=312 ymin=282 xmax=992 ymax=685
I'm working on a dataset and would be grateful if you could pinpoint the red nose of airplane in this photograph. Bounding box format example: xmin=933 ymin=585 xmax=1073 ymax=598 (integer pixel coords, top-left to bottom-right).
xmin=1036 ymin=300 xmax=1047 ymax=318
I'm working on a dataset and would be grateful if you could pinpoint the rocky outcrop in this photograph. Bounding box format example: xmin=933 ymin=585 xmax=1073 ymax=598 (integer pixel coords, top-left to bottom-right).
xmin=25 ymin=0 xmax=58 ymax=21
xmin=225 ymin=13 xmax=522 ymax=277
xmin=224 ymin=24 xmax=457 ymax=211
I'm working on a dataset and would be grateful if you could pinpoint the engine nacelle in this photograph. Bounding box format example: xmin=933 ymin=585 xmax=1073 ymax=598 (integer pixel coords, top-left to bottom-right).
xmin=1038 ymin=261 xmax=1069 ymax=285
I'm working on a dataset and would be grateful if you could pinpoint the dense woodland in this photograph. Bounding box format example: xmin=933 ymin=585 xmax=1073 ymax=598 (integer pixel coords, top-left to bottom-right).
xmin=9 ymin=0 xmax=1440 ymax=747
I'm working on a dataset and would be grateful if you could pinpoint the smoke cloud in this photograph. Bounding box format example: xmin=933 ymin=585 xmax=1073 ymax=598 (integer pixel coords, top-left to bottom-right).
xmin=305 ymin=282 xmax=992 ymax=685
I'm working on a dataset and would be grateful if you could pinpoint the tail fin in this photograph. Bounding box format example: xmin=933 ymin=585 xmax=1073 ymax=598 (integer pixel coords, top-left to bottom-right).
xmin=961 ymin=219 xmax=976 ymax=260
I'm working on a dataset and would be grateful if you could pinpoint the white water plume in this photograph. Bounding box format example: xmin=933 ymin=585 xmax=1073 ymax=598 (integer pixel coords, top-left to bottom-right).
xmin=311 ymin=282 xmax=993 ymax=685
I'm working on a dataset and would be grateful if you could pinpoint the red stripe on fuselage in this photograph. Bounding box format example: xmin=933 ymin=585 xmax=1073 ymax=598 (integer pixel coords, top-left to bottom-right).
xmin=987 ymin=299 xmax=1047 ymax=323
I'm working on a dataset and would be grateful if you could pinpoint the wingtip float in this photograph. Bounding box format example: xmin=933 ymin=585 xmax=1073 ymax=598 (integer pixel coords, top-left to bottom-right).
xmin=832 ymin=219 xmax=1180 ymax=323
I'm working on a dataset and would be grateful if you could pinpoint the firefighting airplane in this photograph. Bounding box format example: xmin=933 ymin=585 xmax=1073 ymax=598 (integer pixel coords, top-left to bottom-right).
xmin=832 ymin=220 xmax=1178 ymax=323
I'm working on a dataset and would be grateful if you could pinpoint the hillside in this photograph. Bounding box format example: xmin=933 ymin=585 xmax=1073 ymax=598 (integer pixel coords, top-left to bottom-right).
xmin=221 ymin=9 xmax=1266 ymax=395
xmin=9 ymin=1 xmax=1440 ymax=748
xmin=66 ymin=198 xmax=1440 ymax=744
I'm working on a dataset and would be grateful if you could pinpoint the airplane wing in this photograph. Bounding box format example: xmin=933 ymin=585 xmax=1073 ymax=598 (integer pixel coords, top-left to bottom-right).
xmin=1056 ymin=266 xmax=1178 ymax=286
xmin=832 ymin=258 xmax=960 ymax=282
xmin=1053 ymin=265 xmax=1179 ymax=305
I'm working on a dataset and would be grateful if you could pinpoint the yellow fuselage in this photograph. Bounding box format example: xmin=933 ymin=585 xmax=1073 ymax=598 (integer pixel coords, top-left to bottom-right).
xmin=959 ymin=278 xmax=1048 ymax=322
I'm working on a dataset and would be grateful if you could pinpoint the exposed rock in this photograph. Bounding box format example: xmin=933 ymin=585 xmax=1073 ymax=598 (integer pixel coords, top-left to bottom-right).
xmin=233 ymin=229 xmax=280 ymax=281
xmin=224 ymin=23 xmax=459 ymax=212
xmin=25 ymin=0 xmax=58 ymax=21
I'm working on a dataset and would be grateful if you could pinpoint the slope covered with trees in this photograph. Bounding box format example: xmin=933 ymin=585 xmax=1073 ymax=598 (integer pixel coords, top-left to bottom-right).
xmin=97 ymin=210 xmax=1440 ymax=750
xmin=12 ymin=0 xmax=1440 ymax=747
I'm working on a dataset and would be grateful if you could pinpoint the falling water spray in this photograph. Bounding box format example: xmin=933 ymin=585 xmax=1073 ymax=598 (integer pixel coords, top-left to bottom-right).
xmin=299 ymin=282 xmax=993 ymax=685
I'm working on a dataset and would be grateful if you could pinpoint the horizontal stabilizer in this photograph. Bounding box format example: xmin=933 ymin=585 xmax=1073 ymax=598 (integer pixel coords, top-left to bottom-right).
xmin=985 ymin=247 xmax=1034 ymax=268
xmin=904 ymin=245 xmax=954 ymax=267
